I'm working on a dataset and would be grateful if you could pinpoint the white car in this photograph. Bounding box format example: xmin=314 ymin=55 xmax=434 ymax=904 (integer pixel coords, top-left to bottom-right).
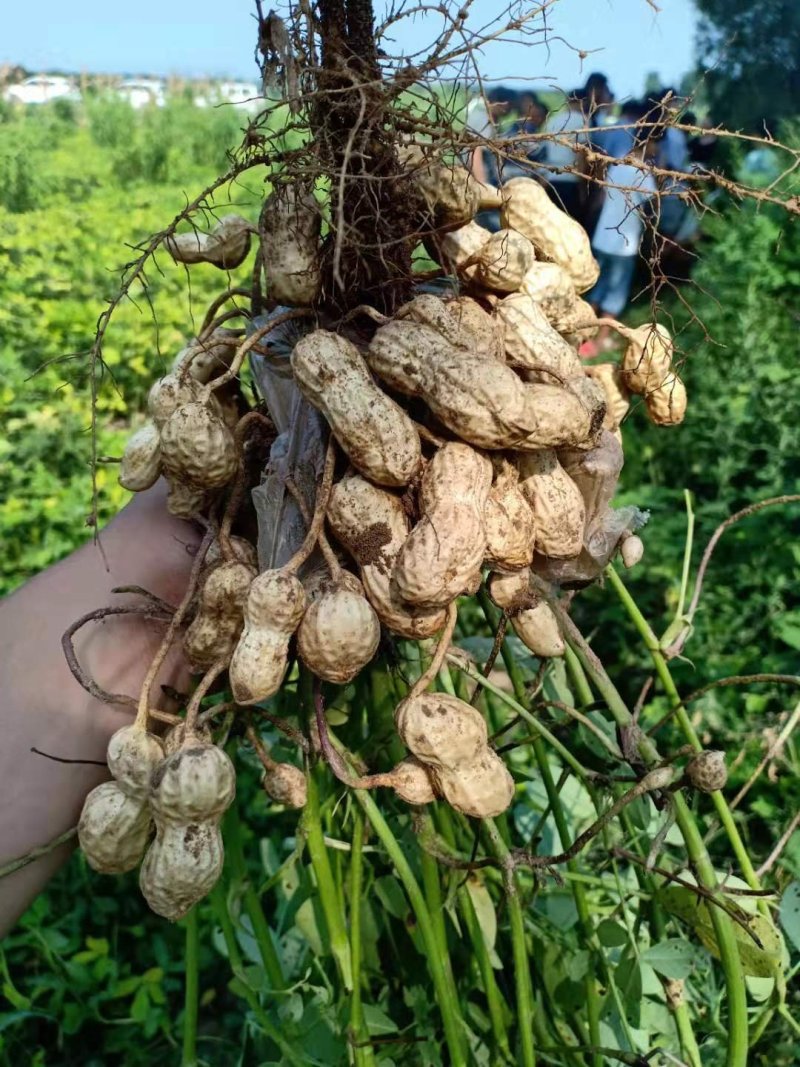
xmin=4 ymin=75 xmax=79 ymax=105
xmin=117 ymin=79 xmax=166 ymax=109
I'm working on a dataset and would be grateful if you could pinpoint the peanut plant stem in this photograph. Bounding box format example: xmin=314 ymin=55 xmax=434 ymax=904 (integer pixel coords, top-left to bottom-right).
xmin=209 ymin=883 xmax=304 ymax=1065
xmin=350 ymin=787 xmax=468 ymax=1067
xmin=437 ymin=806 xmax=513 ymax=1063
xmin=604 ymin=565 xmax=762 ymax=892
xmin=181 ymin=907 xmax=199 ymax=1067
xmin=553 ymin=584 xmax=749 ymax=1067
xmin=349 ymin=810 xmax=377 ymax=1067
xmin=483 ymin=817 xmax=536 ymax=1067
xmin=223 ymin=800 xmax=285 ymax=991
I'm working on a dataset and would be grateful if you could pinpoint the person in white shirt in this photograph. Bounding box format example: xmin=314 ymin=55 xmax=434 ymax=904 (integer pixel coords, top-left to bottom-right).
xmin=584 ymin=126 xmax=661 ymax=350
xmin=538 ymin=91 xmax=590 ymax=221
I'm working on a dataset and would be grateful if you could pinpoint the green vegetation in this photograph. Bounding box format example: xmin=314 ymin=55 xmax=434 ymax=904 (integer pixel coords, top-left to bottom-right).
xmin=1 ymin=100 xmax=798 ymax=1065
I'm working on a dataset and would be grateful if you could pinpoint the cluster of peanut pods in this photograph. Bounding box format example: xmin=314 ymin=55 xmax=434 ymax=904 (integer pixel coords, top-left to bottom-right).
xmin=79 ymin=152 xmax=687 ymax=919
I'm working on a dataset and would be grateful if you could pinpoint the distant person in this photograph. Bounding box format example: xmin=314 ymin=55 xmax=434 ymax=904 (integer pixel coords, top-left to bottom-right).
xmin=584 ymin=123 xmax=662 ymax=352
xmin=538 ymin=90 xmax=591 ymax=220
xmin=593 ymin=99 xmax=651 ymax=159
xmin=501 ymin=91 xmax=547 ymax=181
xmin=648 ymin=87 xmax=694 ymax=241
xmin=582 ymin=72 xmax=615 ymax=129
xmin=684 ymin=111 xmax=718 ymax=168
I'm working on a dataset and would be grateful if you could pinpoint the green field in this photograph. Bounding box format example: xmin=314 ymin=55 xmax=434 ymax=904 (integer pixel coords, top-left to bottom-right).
xmin=0 ymin=97 xmax=798 ymax=1065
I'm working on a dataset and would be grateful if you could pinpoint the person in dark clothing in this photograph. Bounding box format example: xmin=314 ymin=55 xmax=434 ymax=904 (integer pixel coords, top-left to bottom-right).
xmin=502 ymin=91 xmax=548 ymax=181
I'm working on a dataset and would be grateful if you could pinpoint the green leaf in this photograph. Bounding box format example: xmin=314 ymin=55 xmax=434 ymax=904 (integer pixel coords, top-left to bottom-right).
xmin=361 ymin=1004 xmax=399 ymax=1035
xmin=641 ymin=938 xmax=700 ymax=979
xmin=596 ymin=919 xmax=629 ymax=947
xmin=779 ymin=881 xmax=800 ymax=952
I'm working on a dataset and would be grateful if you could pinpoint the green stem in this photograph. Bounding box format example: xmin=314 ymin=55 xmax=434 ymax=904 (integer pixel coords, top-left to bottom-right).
xmin=605 ymin=564 xmax=761 ymax=892
xmin=676 ymin=489 xmax=695 ymax=620
xmin=181 ymin=907 xmax=199 ymax=1067
xmin=349 ymin=810 xmax=376 ymax=1067
xmin=224 ymin=799 xmax=285 ymax=990
xmin=209 ymin=883 xmax=305 ymax=1065
xmin=420 ymin=848 xmax=449 ymax=960
xmin=554 ymin=578 xmax=749 ymax=1067
xmin=350 ymin=787 xmax=468 ymax=1066
xmin=483 ymin=818 xmax=536 ymax=1067
xmin=303 ymin=762 xmax=354 ymax=991
xmin=437 ymin=807 xmax=513 ymax=1062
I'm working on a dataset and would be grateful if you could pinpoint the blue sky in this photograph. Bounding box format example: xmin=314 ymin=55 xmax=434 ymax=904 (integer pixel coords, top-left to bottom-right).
xmin=3 ymin=0 xmax=697 ymax=99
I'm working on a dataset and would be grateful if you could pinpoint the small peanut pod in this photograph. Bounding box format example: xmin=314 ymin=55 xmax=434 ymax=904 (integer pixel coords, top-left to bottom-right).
xmin=382 ymin=757 xmax=437 ymax=805
xmin=297 ymin=571 xmax=381 ymax=684
xmin=367 ymin=316 xmax=594 ymax=451
xmin=620 ymin=323 xmax=674 ymax=395
xmin=148 ymin=372 xmax=224 ymax=430
xmin=620 ymin=533 xmax=644 ymax=569
xmin=495 ymin=292 xmax=584 ymax=379
xmin=260 ymin=184 xmax=321 ymax=306
xmin=291 ymin=330 xmax=421 ymax=487
xmin=159 ymin=401 xmax=238 ymax=490
xmin=78 ymin=782 xmax=152 ymax=874
xmin=106 ymin=725 xmax=166 ymax=799
xmin=645 ymin=372 xmax=687 ymax=427
xmin=501 ymin=177 xmax=599 ymax=292
xmin=438 ymin=221 xmax=491 ymax=278
xmin=431 ymin=751 xmax=515 ymax=819
xmin=229 ymin=569 xmax=308 ymax=704
xmin=488 ymin=569 xmax=565 ymax=657
xmin=151 ymin=743 xmax=236 ymax=822
xmin=119 ymin=423 xmax=162 ymax=492
xmin=262 ymin=763 xmax=307 ymax=808
xmin=139 ymin=818 xmax=224 ymax=922
xmin=520 ymin=261 xmax=577 ymax=319
xmin=393 ymin=443 xmax=493 ymax=607
xmin=165 ymin=479 xmax=209 ymax=519
xmin=172 ymin=328 xmax=240 ymax=385
xmin=518 ymin=450 xmax=586 ymax=558
xmin=483 ymin=456 xmax=536 ymax=572
xmin=585 ymin=362 xmax=630 ymax=432
xmin=471 ymin=230 xmax=535 ymax=293
xmin=327 ymin=472 xmax=446 ymax=638
xmin=183 ymin=560 xmax=256 ymax=672
xmin=165 ymin=214 xmax=252 ymax=270
xmin=395 ymin=692 xmax=488 ymax=771
xmin=204 ymin=534 xmax=259 ymax=571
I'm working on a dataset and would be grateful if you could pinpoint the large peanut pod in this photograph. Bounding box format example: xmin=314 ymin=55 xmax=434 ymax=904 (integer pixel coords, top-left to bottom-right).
xmin=483 ymin=457 xmax=536 ymax=571
xmin=495 ymin=292 xmax=583 ymax=380
xmin=646 ymin=373 xmax=687 ymax=426
xmin=119 ymin=423 xmax=162 ymax=492
xmin=433 ymin=751 xmax=515 ymax=818
xmin=367 ymin=317 xmax=594 ymax=451
xmin=78 ymin=782 xmax=152 ymax=874
xmin=488 ymin=570 xmax=565 ymax=657
xmin=548 ymin=297 xmax=599 ymax=345
xmin=260 ymin=184 xmax=321 ymax=306
xmin=585 ymin=362 xmax=630 ymax=431
xmin=151 ymin=743 xmax=236 ymax=822
xmin=183 ymin=560 xmax=256 ymax=672
xmin=620 ymin=323 xmax=674 ymax=395
xmin=438 ymin=221 xmax=490 ymax=279
xmin=400 ymin=145 xmax=495 ymax=229
xmin=471 ymin=230 xmax=535 ymax=293
xmin=501 ymin=177 xmax=599 ymax=292
xmin=106 ymin=725 xmax=166 ymax=799
xmin=159 ymin=401 xmax=238 ymax=490
xmin=518 ymin=450 xmax=585 ymax=558
xmin=165 ymin=214 xmax=252 ymax=270
xmin=297 ymin=572 xmax=380 ymax=684
xmin=445 ymin=296 xmax=503 ymax=360
xmin=393 ymin=443 xmax=493 ymax=607
xmin=327 ymin=472 xmax=446 ymax=638
xmin=229 ymin=570 xmax=307 ymax=704
xmin=165 ymin=479 xmax=209 ymax=519
xmin=520 ymin=261 xmax=577 ymax=319
xmin=395 ymin=692 xmax=488 ymax=771
xmin=292 ymin=330 xmax=421 ymax=487
xmin=140 ymin=819 xmax=224 ymax=921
